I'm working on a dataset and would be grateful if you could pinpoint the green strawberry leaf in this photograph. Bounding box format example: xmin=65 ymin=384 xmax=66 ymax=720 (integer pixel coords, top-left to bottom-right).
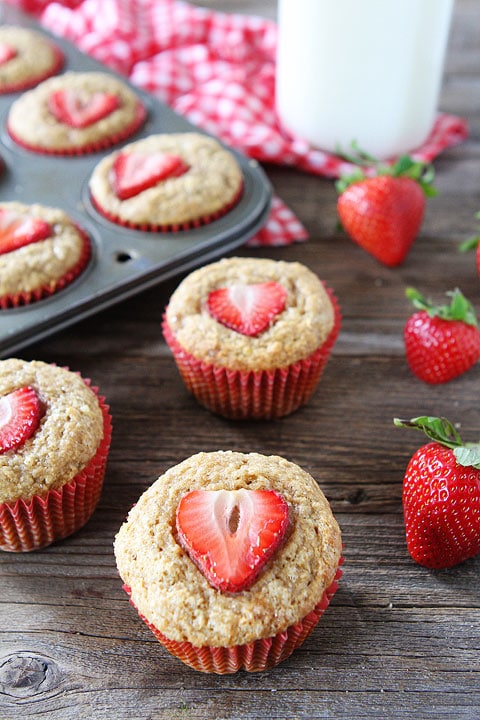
xmin=393 ymin=415 xmax=463 ymax=449
xmin=405 ymin=287 xmax=478 ymax=327
xmin=335 ymin=143 xmax=437 ymax=196
xmin=459 ymin=234 xmax=480 ymax=253
xmin=453 ymin=443 xmax=480 ymax=469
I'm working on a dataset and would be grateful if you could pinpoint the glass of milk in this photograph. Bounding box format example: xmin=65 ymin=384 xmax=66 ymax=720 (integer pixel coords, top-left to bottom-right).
xmin=275 ymin=0 xmax=454 ymax=159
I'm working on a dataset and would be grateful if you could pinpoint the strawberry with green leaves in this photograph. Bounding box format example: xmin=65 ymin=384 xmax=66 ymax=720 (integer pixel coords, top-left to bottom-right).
xmin=336 ymin=150 xmax=436 ymax=267
xmin=394 ymin=415 xmax=480 ymax=569
xmin=404 ymin=287 xmax=480 ymax=384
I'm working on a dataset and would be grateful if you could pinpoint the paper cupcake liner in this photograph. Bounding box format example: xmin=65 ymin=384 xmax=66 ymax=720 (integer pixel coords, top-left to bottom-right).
xmin=0 ymin=44 xmax=64 ymax=95
xmin=124 ymin=560 xmax=343 ymax=674
xmin=7 ymin=102 xmax=147 ymax=156
xmin=90 ymin=182 xmax=244 ymax=233
xmin=0 ymin=376 xmax=112 ymax=552
xmin=162 ymin=284 xmax=341 ymax=419
xmin=0 ymin=226 xmax=92 ymax=310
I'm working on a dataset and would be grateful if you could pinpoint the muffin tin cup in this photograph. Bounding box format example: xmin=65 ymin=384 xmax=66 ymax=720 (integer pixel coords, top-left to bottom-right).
xmin=0 ymin=377 xmax=112 ymax=552
xmin=162 ymin=284 xmax=341 ymax=420
xmin=123 ymin=561 xmax=343 ymax=674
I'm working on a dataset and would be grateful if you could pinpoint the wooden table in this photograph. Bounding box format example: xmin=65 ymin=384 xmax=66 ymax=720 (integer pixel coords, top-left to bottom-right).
xmin=1 ymin=2 xmax=479 ymax=718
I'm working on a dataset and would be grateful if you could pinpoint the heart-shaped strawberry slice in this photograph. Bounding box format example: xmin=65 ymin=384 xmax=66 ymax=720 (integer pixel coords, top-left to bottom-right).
xmin=0 ymin=208 xmax=52 ymax=255
xmin=112 ymin=151 xmax=189 ymax=200
xmin=48 ymin=88 xmax=121 ymax=128
xmin=207 ymin=281 xmax=287 ymax=336
xmin=0 ymin=386 xmax=43 ymax=454
xmin=176 ymin=488 xmax=290 ymax=593
xmin=0 ymin=42 xmax=17 ymax=65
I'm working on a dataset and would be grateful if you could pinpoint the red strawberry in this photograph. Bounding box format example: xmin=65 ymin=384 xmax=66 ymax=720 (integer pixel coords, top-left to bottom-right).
xmin=336 ymin=152 xmax=436 ymax=267
xmin=112 ymin=151 xmax=189 ymax=200
xmin=0 ymin=43 xmax=16 ymax=65
xmin=207 ymin=281 xmax=287 ymax=336
xmin=0 ymin=208 xmax=52 ymax=255
xmin=176 ymin=488 xmax=290 ymax=593
xmin=0 ymin=386 xmax=43 ymax=454
xmin=48 ymin=89 xmax=120 ymax=128
xmin=404 ymin=287 xmax=480 ymax=384
xmin=394 ymin=415 xmax=480 ymax=569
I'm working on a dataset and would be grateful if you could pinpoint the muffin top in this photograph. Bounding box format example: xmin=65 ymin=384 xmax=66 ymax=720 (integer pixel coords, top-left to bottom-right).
xmin=88 ymin=132 xmax=243 ymax=228
xmin=165 ymin=256 xmax=336 ymax=371
xmin=114 ymin=450 xmax=342 ymax=648
xmin=0 ymin=201 xmax=89 ymax=299
xmin=0 ymin=359 xmax=104 ymax=503
xmin=7 ymin=71 xmax=145 ymax=152
xmin=0 ymin=26 xmax=63 ymax=93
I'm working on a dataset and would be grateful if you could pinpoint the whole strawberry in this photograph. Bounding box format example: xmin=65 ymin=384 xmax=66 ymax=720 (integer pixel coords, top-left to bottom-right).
xmin=394 ymin=415 xmax=480 ymax=569
xmin=336 ymin=151 xmax=436 ymax=267
xmin=404 ymin=287 xmax=480 ymax=384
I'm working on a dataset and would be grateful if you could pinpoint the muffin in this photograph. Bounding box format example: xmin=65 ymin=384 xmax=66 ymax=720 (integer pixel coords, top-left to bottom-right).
xmin=88 ymin=132 xmax=243 ymax=231
xmin=114 ymin=451 xmax=343 ymax=674
xmin=162 ymin=257 xmax=341 ymax=419
xmin=0 ymin=26 xmax=63 ymax=95
xmin=0 ymin=359 xmax=112 ymax=552
xmin=0 ymin=201 xmax=91 ymax=309
xmin=7 ymin=71 xmax=146 ymax=155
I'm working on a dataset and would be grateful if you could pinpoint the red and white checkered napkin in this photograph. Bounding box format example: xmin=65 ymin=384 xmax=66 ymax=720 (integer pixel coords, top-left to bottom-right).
xmin=8 ymin=0 xmax=469 ymax=246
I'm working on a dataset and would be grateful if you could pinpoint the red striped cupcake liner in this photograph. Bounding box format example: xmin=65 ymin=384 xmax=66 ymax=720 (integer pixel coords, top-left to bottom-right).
xmin=0 ymin=226 xmax=92 ymax=310
xmin=124 ymin=560 xmax=343 ymax=674
xmin=0 ymin=44 xmax=64 ymax=95
xmin=7 ymin=102 xmax=147 ymax=156
xmin=90 ymin=181 xmax=244 ymax=233
xmin=162 ymin=284 xmax=341 ymax=419
xmin=0 ymin=378 xmax=112 ymax=552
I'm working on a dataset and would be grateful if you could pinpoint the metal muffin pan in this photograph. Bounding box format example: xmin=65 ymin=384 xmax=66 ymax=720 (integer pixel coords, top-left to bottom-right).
xmin=0 ymin=4 xmax=272 ymax=357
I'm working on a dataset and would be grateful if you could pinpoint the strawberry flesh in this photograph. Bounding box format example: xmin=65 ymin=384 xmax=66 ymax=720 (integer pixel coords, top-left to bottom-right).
xmin=207 ymin=281 xmax=287 ymax=336
xmin=48 ymin=88 xmax=121 ymax=128
xmin=0 ymin=43 xmax=17 ymax=65
xmin=0 ymin=208 xmax=52 ymax=255
xmin=112 ymin=152 xmax=189 ymax=200
xmin=176 ymin=488 xmax=290 ymax=593
xmin=0 ymin=386 xmax=43 ymax=454
xmin=403 ymin=442 xmax=480 ymax=568
xmin=337 ymin=175 xmax=425 ymax=267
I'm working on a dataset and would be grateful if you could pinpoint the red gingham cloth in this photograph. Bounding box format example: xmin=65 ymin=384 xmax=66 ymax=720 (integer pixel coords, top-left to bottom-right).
xmin=6 ymin=0 xmax=469 ymax=246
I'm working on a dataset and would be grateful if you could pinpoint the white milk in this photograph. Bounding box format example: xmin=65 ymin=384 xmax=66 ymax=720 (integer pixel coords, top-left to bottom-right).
xmin=275 ymin=0 xmax=454 ymax=159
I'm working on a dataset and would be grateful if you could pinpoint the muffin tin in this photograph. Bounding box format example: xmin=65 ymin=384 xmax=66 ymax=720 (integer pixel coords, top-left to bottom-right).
xmin=0 ymin=4 xmax=272 ymax=357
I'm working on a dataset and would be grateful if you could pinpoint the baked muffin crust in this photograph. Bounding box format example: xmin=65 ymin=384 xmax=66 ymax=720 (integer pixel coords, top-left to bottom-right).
xmin=89 ymin=132 xmax=243 ymax=226
xmin=114 ymin=451 xmax=342 ymax=648
xmin=7 ymin=71 xmax=144 ymax=151
xmin=0 ymin=359 xmax=104 ymax=503
xmin=0 ymin=202 xmax=88 ymax=297
xmin=0 ymin=26 xmax=62 ymax=92
xmin=165 ymin=257 xmax=335 ymax=370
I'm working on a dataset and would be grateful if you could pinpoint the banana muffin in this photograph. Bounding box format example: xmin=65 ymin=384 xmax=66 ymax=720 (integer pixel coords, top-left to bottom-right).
xmin=163 ymin=256 xmax=341 ymax=418
xmin=114 ymin=450 xmax=343 ymax=673
xmin=7 ymin=71 xmax=146 ymax=154
xmin=0 ymin=201 xmax=91 ymax=309
xmin=88 ymin=132 xmax=243 ymax=231
xmin=0 ymin=26 xmax=63 ymax=94
xmin=0 ymin=358 xmax=112 ymax=551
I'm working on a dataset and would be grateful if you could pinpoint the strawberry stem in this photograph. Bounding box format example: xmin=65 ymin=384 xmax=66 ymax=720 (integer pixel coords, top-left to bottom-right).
xmin=394 ymin=415 xmax=480 ymax=469
xmin=459 ymin=211 xmax=480 ymax=252
xmin=405 ymin=287 xmax=478 ymax=327
xmin=335 ymin=142 xmax=437 ymax=196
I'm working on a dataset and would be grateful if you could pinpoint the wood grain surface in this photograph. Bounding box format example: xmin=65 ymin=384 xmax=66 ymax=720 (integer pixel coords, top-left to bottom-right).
xmin=0 ymin=1 xmax=479 ymax=719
